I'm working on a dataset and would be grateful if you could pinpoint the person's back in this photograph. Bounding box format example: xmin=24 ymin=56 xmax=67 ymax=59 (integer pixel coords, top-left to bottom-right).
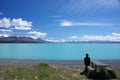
xmin=84 ymin=55 xmax=90 ymax=66
xmin=84 ymin=53 xmax=90 ymax=71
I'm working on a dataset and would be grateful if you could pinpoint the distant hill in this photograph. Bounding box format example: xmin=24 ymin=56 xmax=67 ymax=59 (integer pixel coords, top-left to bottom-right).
xmin=0 ymin=36 xmax=48 ymax=43
xmin=65 ymin=40 xmax=120 ymax=43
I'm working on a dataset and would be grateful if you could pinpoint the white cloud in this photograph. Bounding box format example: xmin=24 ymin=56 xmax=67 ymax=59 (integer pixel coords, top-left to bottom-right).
xmin=59 ymin=20 xmax=112 ymax=27
xmin=0 ymin=18 xmax=11 ymax=28
xmin=60 ymin=20 xmax=73 ymax=26
xmin=0 ymin=18 xmax=47 ymax=38
xmin=0 ymin=34 xmax=9 ymax=37
xmin=80 ymin=33 xmax=120 ymax=42
xmin=69 ymin=36 xmax=77 ymax=39
xmin=28 ymin=31 xmax=47 ymax=39
xmin=0 ymin=12 xmax=3 ymax=15
xmin=45 ymin=38 xmax=66 ymax=42
xmin=0 ymin=29 xmax=12 ymax=32
xmin=0 ymin=18 xmax=32 ymax=30
xmin=46 ymin=33 xmax=120 ymax=42
xmin=50 ymin=15 xmax=63 ymax=18
xmin=61 ymin=0 xmax=120 ymax=14
xmin=11 ymin=18 xmax=32 ymax=30
xmin=97 ymin=0 xmax=120 ymax=8
xmin=112 ymin=32 xmax=120 ymax=36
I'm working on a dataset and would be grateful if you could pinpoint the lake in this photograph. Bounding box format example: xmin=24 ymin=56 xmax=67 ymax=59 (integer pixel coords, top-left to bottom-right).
xmin=0 ymin=43 xmax=120 ymax=60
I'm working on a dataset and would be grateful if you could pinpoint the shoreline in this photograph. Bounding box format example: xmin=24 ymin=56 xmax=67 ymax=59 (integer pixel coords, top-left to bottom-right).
xmin=0 ymin=59 xmax=120 ymax=67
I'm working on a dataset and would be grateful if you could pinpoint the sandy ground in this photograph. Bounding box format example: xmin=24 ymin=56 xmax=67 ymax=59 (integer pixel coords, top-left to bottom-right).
xmin=0 ymin=59 xmax=120 ymax=68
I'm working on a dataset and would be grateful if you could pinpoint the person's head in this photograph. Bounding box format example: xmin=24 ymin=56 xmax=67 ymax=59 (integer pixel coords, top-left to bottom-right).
xmin=86 ymin=53 xmax=89 ymax=57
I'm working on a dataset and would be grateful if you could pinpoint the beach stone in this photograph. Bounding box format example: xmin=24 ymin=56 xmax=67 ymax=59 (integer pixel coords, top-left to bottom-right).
xmin=10 ymin=70 xmax=12 ymax=72
xmin=34 ymin=76 xmax=38 ymax=80
xmin=15 ymin=76 xmax=18 ymax=78
xmin=0 ymin=77 xmax=4 ymax=80
xmin=60 ymin=75 xmax=67 ymax=79
xmin=0 ymin=71 xmax=4 ymax=73
xmin=73 ymin=73 xmax=79 ymax=78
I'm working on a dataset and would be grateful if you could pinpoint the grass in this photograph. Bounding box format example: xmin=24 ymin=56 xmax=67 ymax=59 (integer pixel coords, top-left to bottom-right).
xmin=0 ymin=63 xmax=120 ymax=80
xmin=0 ymin=63 xmax=87 ymax=80
xmin=112 ymin=66 xmax=120 ymax=80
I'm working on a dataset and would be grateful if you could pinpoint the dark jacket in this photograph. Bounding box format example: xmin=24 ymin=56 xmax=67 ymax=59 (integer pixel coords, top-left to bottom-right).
xmin=84 ymin=57 xmax=90 ymax=66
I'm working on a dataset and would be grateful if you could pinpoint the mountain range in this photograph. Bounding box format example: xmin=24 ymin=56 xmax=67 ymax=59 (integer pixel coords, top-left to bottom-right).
xmin=0 ymin=36 xmax=47 ymax=43
xmin=0 ymin=36 xmax=120 ymax=43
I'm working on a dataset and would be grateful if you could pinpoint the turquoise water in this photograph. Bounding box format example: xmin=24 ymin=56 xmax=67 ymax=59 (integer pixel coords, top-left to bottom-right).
xmin=0 ymin=43 xmax=120 ymax=60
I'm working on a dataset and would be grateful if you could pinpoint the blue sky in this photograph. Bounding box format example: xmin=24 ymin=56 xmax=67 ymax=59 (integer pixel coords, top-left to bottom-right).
xmin=0 ymin=0 xmax=120 ymax=42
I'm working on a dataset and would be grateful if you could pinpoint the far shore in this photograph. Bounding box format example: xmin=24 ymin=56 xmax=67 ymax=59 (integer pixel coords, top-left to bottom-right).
xmin=0 ymin=59 xmax=120 ymax=67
